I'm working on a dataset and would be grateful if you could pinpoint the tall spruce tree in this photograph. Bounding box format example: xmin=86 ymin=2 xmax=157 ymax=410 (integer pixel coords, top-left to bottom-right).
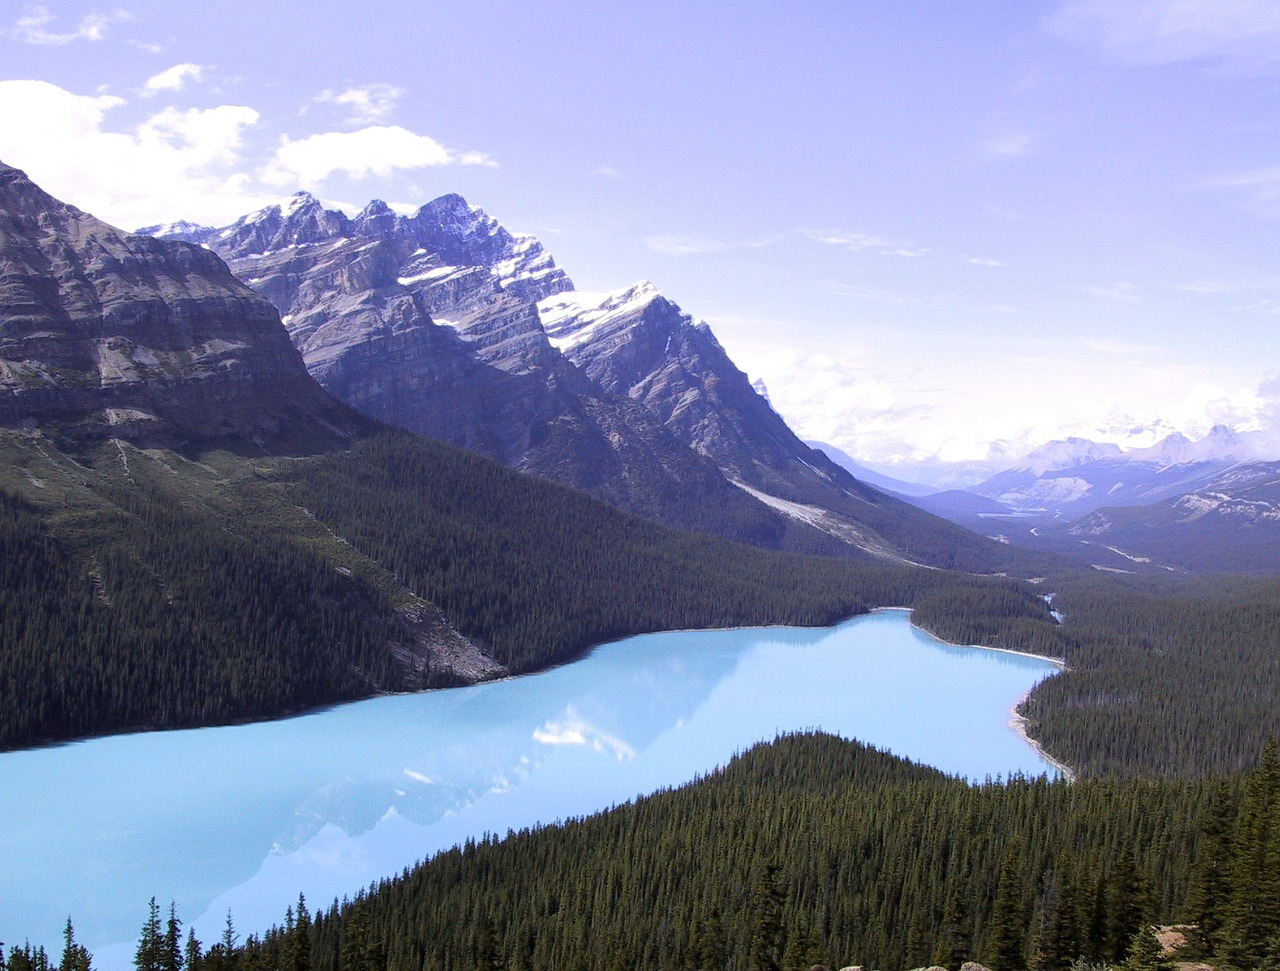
xmin=988 ymin=849 xmax=1028 ymax=971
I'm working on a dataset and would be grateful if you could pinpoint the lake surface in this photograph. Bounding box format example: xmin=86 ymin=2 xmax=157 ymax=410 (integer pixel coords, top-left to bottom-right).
xmin=0 ymin=609 xmax=1060 ymax=966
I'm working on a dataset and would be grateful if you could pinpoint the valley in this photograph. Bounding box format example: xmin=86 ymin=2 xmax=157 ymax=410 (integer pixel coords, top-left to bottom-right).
xmin=3 ymin=161 xmax=1280 ymax=971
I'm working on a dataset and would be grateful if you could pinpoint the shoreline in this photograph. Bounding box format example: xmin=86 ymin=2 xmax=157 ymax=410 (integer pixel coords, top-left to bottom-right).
xmin=883 ymin=606 xmax=1077 ymax=781
xmin=1008 ymin=699 xmax=1076 ymax=782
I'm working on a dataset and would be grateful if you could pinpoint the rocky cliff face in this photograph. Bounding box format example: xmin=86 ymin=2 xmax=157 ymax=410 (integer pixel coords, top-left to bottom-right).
xmin=537 ymin=283 xmax=1002 ymax=566
xmin=156 ymin=192 xmax=795 ymax=545
xmin=0 ymin=163 xmax=360 ymax=448
xmin=148 ymin=192 xmax=1012 ymax=568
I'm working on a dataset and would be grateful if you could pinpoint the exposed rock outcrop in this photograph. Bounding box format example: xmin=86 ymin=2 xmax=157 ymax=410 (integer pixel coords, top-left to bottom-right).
xmin=147 ymin=192 xmax=1016 ymax=568
xmin=0 ymin=163 xmax=362 ymax=449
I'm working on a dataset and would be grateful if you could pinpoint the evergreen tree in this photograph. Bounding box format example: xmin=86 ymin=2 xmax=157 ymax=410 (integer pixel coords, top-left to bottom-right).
xmin=183 ymin=930 xmax=202 ymax=971
xmin=749 ymin=863 xmax=786 ymax=971
xmin=1105 ymin=850 xmax=1150 ymax=963
xmin=1119 ymin=925 xmax=1172 ymax=971
xmin=988 ymin=849 xmax=1028 ymax=971
xmin=287 ymin=896 xmax=311 ymax=971
xmin=162 ymin=903 xmax=183 ymax=971
xmin=58 ymin=919 xmax=90 ymax=971
xmin=1220 ymin=741 xmax=1280 ymax=968
xmin=1032 ymin=870 xmax=1080 ymax=971
xmin=136 ymin=899 xmax=163 ymax=971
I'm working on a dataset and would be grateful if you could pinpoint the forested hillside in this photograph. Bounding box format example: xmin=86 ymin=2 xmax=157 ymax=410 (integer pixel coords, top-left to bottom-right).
xmin=1019 ymin=572 xmax=1280 ymax=777
xmin=0 ymin=427 xmax=1055 ymax=751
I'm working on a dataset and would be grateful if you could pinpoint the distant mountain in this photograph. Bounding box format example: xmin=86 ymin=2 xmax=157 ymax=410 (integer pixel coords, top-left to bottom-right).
xmin=965 ymin=427 xmax=1250 ymax=520
xmin=804 ymin=441 xmax=937 ymax=497
xmin=1030 ymin=461 xmax=1280 ymax=573
xmin=150 ymin=193 xmax=1021 ymax=571
xmin=1018 ymin=436 xmax=1124 ymax=474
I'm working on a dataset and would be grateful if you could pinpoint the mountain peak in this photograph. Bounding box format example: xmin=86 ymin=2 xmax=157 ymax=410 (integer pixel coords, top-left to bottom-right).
xmin=1128 ymin=426 xmax=1246 ymax=465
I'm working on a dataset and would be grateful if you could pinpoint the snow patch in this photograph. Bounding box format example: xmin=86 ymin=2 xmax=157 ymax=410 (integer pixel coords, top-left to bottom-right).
xmin=539 ymin=282 xmax=660 ymax=350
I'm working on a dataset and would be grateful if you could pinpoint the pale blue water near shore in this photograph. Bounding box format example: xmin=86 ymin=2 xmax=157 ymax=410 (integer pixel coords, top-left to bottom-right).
xmin=0 ymin=609 xmax=1060 ymax=967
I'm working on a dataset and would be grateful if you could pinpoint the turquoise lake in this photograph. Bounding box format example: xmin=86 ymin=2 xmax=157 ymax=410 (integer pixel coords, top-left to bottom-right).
xmin=0 ymin=609 xmax=1061 ymax=966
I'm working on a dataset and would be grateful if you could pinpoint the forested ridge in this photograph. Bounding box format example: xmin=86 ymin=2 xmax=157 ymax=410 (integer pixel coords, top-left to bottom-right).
xmin=1016 ymin=571 xmax=1280 ymax=777
xmin=0 ymin=428 xmax=1054 ymax=751
xmin=7 ymin=426 xmax=1280 ymax=778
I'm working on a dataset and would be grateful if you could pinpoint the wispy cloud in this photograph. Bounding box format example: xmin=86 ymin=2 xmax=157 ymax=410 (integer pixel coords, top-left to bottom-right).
xmin=1049 ymin=0 xmax=1280 ymax=69
xmin=309 ymin=83 xmax=403 ymax=126
xmin=5 ymin=4 xmax=131 ymax=45
xmin=1084 ymin=281 xmax=1143 ymax=302
xmin=1206 ymin=165 xmax=1280 ymax=212
xmin=144 ymin=63 xmax=204 ymax=94
xmin=802 ymin=229 xmax=926 ymax=257
xmin=966 ymin=256 xmax=1007 ymax=267
xmin=590 ymin=164 xmax=622 ymax=179
xmin=825 ymin=281 xmax=933 ymax=306
xmin=983 ymin=131 xmax=1034 ymax=158
xmin=644 ymin=232 xmax=778 ymax=256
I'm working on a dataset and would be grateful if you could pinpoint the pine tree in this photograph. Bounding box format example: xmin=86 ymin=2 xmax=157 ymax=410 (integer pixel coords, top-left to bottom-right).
xmin=1119 ymin=925 xmax=1172 ymax=971
xmin=183 ymin=930 xmax=202 ymax=971
xmin=163 ymin=904 xmax=183 ymax=971
xmin=749 ymin=863 xmax=785 ymax=971
xmin=988 ymin=850 xmax=1028 ymax=971
xmin=288 ymin=896 xmax=311 ymax=971
xmin=59 ymin=919 xmax=90 ymax=971
xmin=136 ymin=900 xmax=163 ymax=971
xmin=1106 ymin=850 xmax=1150 ymax=963
xmin=1220 ymin=741 xmax=1280 ymax=968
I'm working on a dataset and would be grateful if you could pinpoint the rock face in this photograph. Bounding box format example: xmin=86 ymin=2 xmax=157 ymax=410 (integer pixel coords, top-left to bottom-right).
xmin=149 ymin=192 xmax=1011 ymax=567
xmin=0 ymin=163 xmax=360 ymax=448
xmin=157 ymin=193 xmax=804 ymax=548
xmin=540 ymin=283 xmax=1003 ymax=568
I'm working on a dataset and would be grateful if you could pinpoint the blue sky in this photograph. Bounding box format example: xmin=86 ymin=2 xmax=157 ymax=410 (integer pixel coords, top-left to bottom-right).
xmin=3 ymin=1 xmax=1280 ymax=474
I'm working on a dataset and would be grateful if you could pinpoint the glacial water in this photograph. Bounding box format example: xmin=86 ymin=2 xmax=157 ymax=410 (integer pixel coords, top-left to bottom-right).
xmin=0 ymin=609 xmax=1060 ymax=967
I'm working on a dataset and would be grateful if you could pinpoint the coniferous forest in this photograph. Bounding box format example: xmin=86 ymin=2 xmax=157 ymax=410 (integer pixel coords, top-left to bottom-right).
xmin=8 ymin=429 xmax=1280 ymax=970
xmin=12 ymin=735 xmax=1280 ymax=971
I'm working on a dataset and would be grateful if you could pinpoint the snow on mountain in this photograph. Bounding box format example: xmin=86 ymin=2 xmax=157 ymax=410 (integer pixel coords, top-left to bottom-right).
xmin=1125 ymin=425 xmax=1249 ymax=465
xmin=1018 ymin=437 xmax=1124 ymax=474
xmin=538 ymin=282 xmax=661 ymax=352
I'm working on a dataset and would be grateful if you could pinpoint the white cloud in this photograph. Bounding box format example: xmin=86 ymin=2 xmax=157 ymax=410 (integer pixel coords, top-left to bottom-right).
xmin=5 ymin=4 xmax=131 ymax=45
xmin=263 ymin=125 xmax=497 ymax=188
xmin=1206 ymin=165 xmax=1280 ymax=213
xmin=0 ymin=79 xmax=271 ymax=228
xmin=590 ymin=164 xmax=622 ymax=179
xmin=0 ymin=80 xmax=500 ymax=225
xmin=310 ymin=83 xmax=403 ymax=126
xmin=144 ymin=63 xmax=204 ymax=94
xmin=1083 ymin=281 xmax=1143 ymax=301
xmin=966 ymin=257 xmax=1007 ymax=267
xmin=1049 ymin=0 xmax=1280 ymax=68
xmin=805 ymin=230 xmax=893 ymax=250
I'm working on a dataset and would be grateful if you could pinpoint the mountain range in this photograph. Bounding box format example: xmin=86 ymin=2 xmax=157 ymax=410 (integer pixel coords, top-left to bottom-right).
xmin=142 ymin=191 xmax=1010 ymax=570
xmin=877 ymin=425 xmax=1280 ymax=572
xmin=0 ymin=161 xmax=1053 ymax=749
